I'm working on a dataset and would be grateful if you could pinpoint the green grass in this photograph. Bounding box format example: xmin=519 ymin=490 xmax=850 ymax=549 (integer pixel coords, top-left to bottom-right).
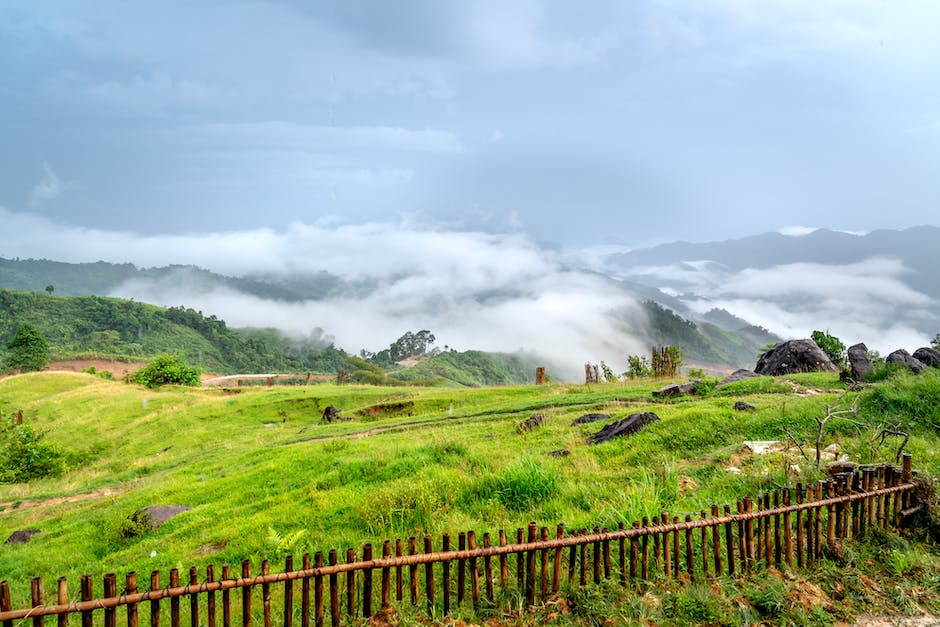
xmin=1 ymin=369 xmax=939 ymax=623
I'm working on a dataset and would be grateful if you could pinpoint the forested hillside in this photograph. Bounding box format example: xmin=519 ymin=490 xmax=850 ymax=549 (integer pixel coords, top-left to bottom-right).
xmin=0 ymin=290 xmax=347 ymax=374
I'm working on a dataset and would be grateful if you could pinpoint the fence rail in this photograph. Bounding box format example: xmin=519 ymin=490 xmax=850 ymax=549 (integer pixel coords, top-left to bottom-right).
xmin=0 ymin=455 xmax=921 ymax=626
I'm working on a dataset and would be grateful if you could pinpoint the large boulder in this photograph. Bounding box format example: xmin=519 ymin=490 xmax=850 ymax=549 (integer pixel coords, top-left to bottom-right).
xmin=588 ymin=412 xmax=659 ymax=445
xmin=130 ymin=505 xmax=191 ymax=533
xmin=847 ymin=343 xmax=873 ymax=381
xmin=652 ymin=380 xmax=701 ymax=398
xmin=912 ymin=347 xmax=940 ymax=368
xmin=755 ymin=340 xmax=839 ymax=376
xmin=714 ymin=369 xmax=760 ymax=389
xmin=886 ymin=349 xmax=926 ymax=374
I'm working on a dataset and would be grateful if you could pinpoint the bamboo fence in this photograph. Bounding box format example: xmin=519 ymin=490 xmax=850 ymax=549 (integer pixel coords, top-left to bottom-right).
xmin=0 ymin=455 xmax=923 ymax=627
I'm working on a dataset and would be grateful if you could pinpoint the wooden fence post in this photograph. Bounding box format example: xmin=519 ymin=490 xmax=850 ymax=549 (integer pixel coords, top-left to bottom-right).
xmin=57 ymin=577 xmax=68 ymax=627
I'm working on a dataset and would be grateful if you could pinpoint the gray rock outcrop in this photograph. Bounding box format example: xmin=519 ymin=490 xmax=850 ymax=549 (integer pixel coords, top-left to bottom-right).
xmin=588 ymin=412 xmax=659 ymax=445
xmin=886 ymin=349 xmax=926 ymax=374
xmin=913 ymin=347 xmax=940 ymax=368
xmin=714 ymin=369 xmax=760 ymax=389
xmin=847 ymin=343 xmax=873 ymax=381
xmin=4 ymin=529 xmax=41 ymax=545
xmin=131 ymin=506 xmax=192 ymax=532
xmin=755 ymin=340 xmax=839 ymax=375
xmin=652 ymin=380 xmax=701 ymax=398
xmin=733 ymin=401 xmax=757 ymax=412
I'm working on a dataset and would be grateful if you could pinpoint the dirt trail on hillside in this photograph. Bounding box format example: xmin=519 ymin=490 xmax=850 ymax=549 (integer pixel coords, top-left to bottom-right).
xmin=0 ymin=487 xmax=125 ymax=512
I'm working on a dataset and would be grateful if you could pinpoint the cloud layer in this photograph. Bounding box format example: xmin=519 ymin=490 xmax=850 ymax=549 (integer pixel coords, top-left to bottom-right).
xmin=0 ymin=207 xmax=647 ymax=378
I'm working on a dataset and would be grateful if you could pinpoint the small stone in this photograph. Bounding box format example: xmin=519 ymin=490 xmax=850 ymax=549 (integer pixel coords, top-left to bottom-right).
xmin=548 ymin=449 xmax=571 ymax=457
xmin=733 ymin=401 xmax=757 ymax=412
xmin=571 ymin=413 xmax=610 ymax=426
xmin=517 ymin=415 xmax=543 ymax=433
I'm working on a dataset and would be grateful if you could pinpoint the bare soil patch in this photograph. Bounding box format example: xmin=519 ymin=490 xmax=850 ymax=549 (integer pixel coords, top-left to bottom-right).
xmin=48 ymin=359 xmax=147 ymax=378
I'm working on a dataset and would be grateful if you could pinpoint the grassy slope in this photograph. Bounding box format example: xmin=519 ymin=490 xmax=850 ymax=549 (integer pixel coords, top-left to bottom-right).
xmin=1 ymin=371 xmax=939 ymax=622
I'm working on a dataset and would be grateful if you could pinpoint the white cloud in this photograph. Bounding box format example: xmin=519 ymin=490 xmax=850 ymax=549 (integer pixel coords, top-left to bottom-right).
xmin=185 ymin=121 xmax=466 ymax=155
xmin=28 ymin=161 xmax=69 ymax=207
xmin=0 ymin=207 xmax=647 ymax=378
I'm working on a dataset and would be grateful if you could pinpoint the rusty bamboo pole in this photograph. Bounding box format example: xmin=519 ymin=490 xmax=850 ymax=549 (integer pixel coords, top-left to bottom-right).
xmin=629 ymin=523 xmax=639 ymax=580
xmin=57 ymin=578 xmax=68 ymax=627
xmin=498 ymin=530 xmax=508 ymax=587
xmin=826 ymin=482 xmax=836 ymax=549
xmin=516 ymin=529 xmax=525 ymax=592
xmin=394 ymin=540 xmax=403 ymax=603
xmin=592 ymin=526 xmax=601 ymax=585
xmin=552 ymin=525 xmax=564 ymax=593
xmin=126 ymin=574 xmax=138 ymax=627
xmin=170 ymin=570 xmax=180 ymax=627
xmin=1 ymin=581 xmax=12 ymax=627
xmin=220 ymin=566 xmax=229 ymax=627
xmin=239 ymin=563 xmax=249 ymax=627
xmin=711 ymin=506 xmax=722 ymax=576
xmin=483 ymin=533 xmax=494 ymax=603
xmin=653 ymin=518 xmax=661 ymax=575
xmin=344 ymin=549 xmax=355 ymax=619
xmin=105 ymin=574 xmax=117 ymax=627
xmin=672 ymin=517 xmax=680 ymax=578
xmin=441 ymin=535 xmax=451 ymax=616
xmin=852 ymin=472 xmax=860 ymax=537
xmin=602 ymin=527 xmax=611 ymax=581
xmin=795 ymin=486 xmax=804 ymax=568
xmin=468 ymin=532 xmax=479 ymax=609
xmin=661 ymin=512 xmax=671 ymax=579
xmin=312 ymin=554 xmax=322 ymax=627
xmin=282 ymin=558 xmax=292 ymax=627
xmin=409 ymin=537 xmax=418 ymax=607
xmin=684 ymin=515 xmax=694 ymax=580
xmin=736 ymin=501 xmax=746 ymax=574
xmin=567 ymin=530 xmax=577 ymax=585
xmin=773 ymin=492 xmax=781 ymax=565
xmin=641 ymin=519 xmax=650 ymax=581
xmin=579 ymin=532 xmax=587 ymax=586
xmin=31 ymin=578 xmax=44 ymax=627
xmin=743 ymin=498 xmax=754 ymax=571
xmin=783 ymin=489 xmax=792 ymax=566
xmin=528 ymin=524 xmax=540 ymax=603
xmin=327 ymin=551 xmax=338 ymax=627
xmin=261 ymin=561 xmax=271 ymax=627
xmin=539 ymin=527 xmax=550 ymax=602
xmin=187 ymin=569 xmax=198 ymax=627
xmin=618 ymin=522 xmax=626 ymax=585
xmin=361 ymin=545 xmax=372 ymax=619
xmin=815 ymin=482 xmax=824 ymax=561
xmin=205 ymin=567 xmax=215 ymax=627
xmin=764 ymin=493 xmax=772 ymax=569
xmin=699 ymin=511 xmax=708 ymax=576
xmin=755 ymin=497 xmax=762 ymax=563
xmin=380 ymin=543 xmax=390 ymax=611
xmin=456 ymin=534 xmax=465 ymax=607
xmin=80 ymin=575 xmax=92 ymax=627
xmin=424 ymin=537 xmax=434 ymax=616
xmin=723 ymin=505 xmax=734 ymax=577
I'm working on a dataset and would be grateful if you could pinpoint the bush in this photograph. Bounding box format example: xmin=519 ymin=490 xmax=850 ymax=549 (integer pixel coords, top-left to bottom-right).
xmin=130 ymin=354 xmax=201 ymax=388
xmin=0 ymin=424 xmax=64 ymax=483
xmin=811 ymin=330 xmax=846 ymax=368
xmin=467 ymin=458 xmax=558 ymax=512
xmin=4 ymin=323 xmax=50 ymax=373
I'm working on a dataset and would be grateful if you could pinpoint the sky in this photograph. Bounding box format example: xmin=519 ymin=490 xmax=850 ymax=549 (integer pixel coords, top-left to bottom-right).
xmin=2 ymin=0 xmax=940 ymax=246
xmin=1 ymin=1 xmax=939 ymax=371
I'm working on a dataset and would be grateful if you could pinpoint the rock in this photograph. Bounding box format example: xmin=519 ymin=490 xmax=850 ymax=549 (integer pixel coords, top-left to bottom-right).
xmin=725 ymin=467 xmax=742 ymax=474
xmin=587 ymin=412 xmax=659 ymax=445
xmin=517 ymin=415 xmax=543 ymax=433
xmin=847 ymin=343 xmax=873 ymax=381
xmin=742 ymin=440 xmax=785 ymax=455
xmin=886 ymin=349 xmax=926 ymax=374
xmin=652 ymin=380 xmax=701 ymax=398
xmin=913 ymin=347 xmax=940 ymax=368
xmin=131 ymin=506 xmax=192 ymax=532
xmin=733 ymin=401 xmax=757 ymax=412
xmin=715 ymin=369 xmax=760 ymax=389
xmin=571 ymin=413 xmax=610 ymax=426
xmin=548 ymin=449 xmax=570 ymax=458
xmin=826 ymin=461 xmax=857 ymax=477
xmin=321 ymin=405 xmax=341 ymax=423
xmin=4 ymin=529 xmax=41 ymax=545
xmin=755 ymin=340 xmax=839 ymax=375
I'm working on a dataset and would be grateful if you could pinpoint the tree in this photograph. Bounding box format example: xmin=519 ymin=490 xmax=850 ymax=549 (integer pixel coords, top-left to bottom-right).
xmin=932 ymin=333 xmax=940 ymax=350
xmin=811 ymin=330 xmax=846 ymax=368
xmin=45 ymin=285 xmax=54 ymax=295
xmin=4 ymin=324 xmax=50 ymax=372
xmin=130 ymin=354 xmax=201 ymax=388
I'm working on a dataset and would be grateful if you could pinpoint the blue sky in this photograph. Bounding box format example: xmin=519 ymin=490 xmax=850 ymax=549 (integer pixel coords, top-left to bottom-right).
xmin=3 ymin=0 xmax=940 ymax=247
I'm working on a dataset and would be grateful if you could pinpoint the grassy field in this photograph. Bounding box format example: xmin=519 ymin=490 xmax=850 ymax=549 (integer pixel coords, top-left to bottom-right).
xmin=1 ymin=369 xmax=939 ymax=624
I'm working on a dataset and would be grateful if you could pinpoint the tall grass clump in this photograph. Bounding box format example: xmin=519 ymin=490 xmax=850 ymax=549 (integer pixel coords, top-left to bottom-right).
xmin=861 ymin=369 xmax=940 ymax=431
xmin=465 ymin=458 xmax=558 ymax=512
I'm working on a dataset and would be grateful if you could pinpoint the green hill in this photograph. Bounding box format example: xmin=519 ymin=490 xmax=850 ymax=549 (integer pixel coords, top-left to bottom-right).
xmin=0 ymin=290 xmax=347 ymax=374
xmin=390 ymin=350 xmax=539 ymax=386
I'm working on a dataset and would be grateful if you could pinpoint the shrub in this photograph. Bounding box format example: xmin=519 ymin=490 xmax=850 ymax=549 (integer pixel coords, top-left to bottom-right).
xmin=469 ymin=458 xmax=558 ymax=512
xmin=626 ymin=354 xmax=651 ymax=378
xmin=0 ymin=424 xmax=64 ymax=483
xmin=4 ymin=323 xmax=50 ymax=373
xmin=130 ymin=354 xmax=201 ymax=388
xmin=811 ymin=329 xmax=846 ymax=368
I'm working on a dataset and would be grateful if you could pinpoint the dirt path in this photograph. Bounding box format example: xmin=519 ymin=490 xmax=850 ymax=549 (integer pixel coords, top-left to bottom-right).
xmin=0 ymin=487 xmax=125 ymax=512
